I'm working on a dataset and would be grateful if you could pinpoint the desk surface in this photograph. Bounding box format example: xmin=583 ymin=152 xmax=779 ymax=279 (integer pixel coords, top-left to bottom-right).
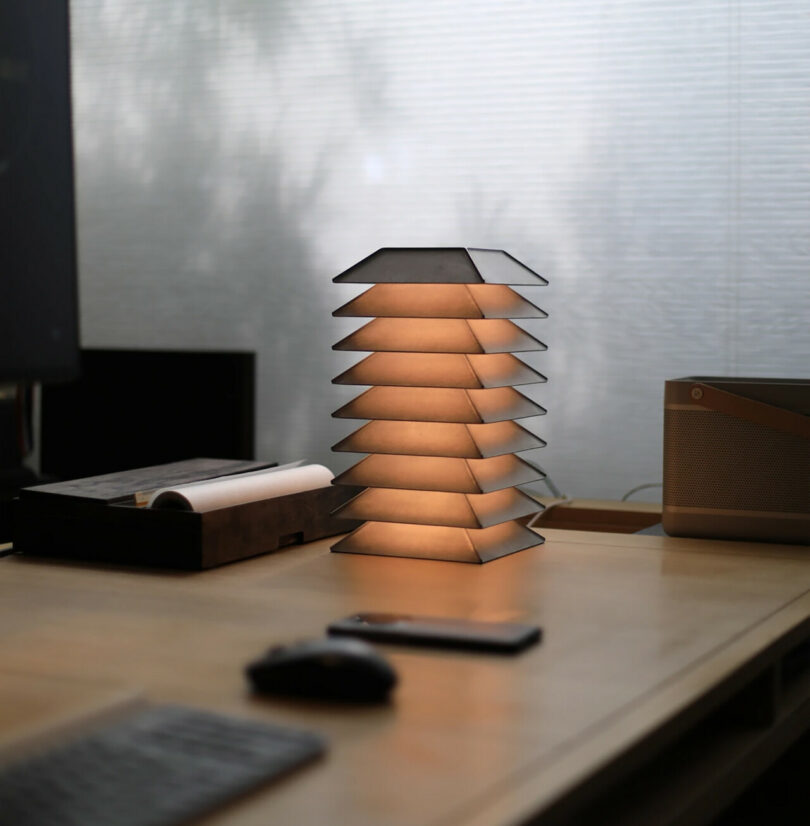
xmin=1 ymin=529 xmax=809 ymax=826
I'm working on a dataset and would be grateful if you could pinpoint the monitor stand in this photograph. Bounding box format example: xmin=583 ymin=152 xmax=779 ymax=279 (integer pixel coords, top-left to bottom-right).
xmin=0 ymin=385 xmax=48 ymax=542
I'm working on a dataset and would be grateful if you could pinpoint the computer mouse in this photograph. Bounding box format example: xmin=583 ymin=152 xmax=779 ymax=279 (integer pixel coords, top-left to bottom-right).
xmin=246 ymin=637 xmax=397 ymax=703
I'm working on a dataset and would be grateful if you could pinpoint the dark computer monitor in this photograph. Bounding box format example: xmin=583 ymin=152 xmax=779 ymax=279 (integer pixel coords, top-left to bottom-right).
xmin=41 ymin=349 xmax=256 ymax=481
xmin=0 ymin=0 xmax=79 ymax=537
xmin=0 ymin=0 xmax=80 ymax=384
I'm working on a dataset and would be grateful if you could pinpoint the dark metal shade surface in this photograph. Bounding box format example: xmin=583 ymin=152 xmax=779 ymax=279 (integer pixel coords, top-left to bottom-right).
xmin=333 ymin=247 xmax=549 ymax=285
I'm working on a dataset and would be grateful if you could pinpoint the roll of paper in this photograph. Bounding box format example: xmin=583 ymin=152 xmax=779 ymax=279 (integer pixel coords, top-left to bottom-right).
xmin=147 ymin=463 xmax=334 ymax=512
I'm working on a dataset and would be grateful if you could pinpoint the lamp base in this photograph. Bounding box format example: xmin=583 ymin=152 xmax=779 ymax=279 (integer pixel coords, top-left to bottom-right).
xmin=331 ymin=520 xmax=544 ymax=564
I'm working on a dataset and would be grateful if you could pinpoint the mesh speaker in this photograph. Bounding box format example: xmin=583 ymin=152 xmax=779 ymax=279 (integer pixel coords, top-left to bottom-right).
xmin=662 ymin=377 xmax=810 ymax=545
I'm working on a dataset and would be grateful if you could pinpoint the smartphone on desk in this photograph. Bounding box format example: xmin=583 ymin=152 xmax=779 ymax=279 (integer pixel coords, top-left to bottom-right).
xmin=327 ymin=612 xmax=541 ymax=654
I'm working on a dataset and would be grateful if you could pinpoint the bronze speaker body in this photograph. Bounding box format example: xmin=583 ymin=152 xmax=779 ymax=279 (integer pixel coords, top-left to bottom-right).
xmin=663 ymin=377 xmax=810 ymax=545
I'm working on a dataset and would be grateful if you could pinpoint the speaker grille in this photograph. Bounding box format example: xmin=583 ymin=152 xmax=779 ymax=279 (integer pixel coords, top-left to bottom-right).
xmin=663 ymin=409 xmax=810 ymax=513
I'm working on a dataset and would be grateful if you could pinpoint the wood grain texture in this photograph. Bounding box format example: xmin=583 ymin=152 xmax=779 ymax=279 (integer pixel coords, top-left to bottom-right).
xmin=0 ymin=529 xmax=808 ymax=825
xmin=0 ymin=673 xmax=141 ymax=760
xmin=15 ymin=485 xmax=359 ymax=569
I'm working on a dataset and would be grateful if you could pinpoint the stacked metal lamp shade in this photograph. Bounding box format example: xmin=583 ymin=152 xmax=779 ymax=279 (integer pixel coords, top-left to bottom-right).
xmin=330 ymin=248 xmax=548 ymax=563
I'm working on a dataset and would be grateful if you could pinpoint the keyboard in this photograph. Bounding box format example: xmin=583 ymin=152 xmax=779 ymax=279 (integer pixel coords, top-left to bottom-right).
xmin=0 ymin=704 xmax=325 ymax=826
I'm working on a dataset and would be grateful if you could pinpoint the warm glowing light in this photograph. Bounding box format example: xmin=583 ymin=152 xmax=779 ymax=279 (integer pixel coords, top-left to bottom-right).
xmin=337 ymin=487 xmax=541 ymax=528
xmin=334 ymin=318 xmax=546 ymax=354
xmin=332 ymin=420 xmax=546 ymax=458
xmin=332 ymin=454 xmax=545 ymax=493
xmin=333 ymin=386 xmax=546 ymax=423
xmin=333 ymin=352 xmax=546 ymax=389
xmin=330 ymin=248 xmax=548 ymax=563
xmin=332 ymin=520 xmax=543 ymax=564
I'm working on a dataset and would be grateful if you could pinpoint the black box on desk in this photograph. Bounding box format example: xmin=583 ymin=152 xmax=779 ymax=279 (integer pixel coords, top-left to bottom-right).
xmin=663 ymin=377 xmax=810 ymax=545
xmin=14 ymin=458 xmax=360 ymax=569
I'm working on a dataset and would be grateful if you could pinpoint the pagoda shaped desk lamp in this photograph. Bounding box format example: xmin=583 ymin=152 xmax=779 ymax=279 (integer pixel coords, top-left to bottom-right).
xmin=331 ymin=248 xmax=548 ymax=563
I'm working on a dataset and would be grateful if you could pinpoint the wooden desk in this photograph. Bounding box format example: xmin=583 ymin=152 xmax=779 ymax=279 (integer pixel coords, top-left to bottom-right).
xmin=1 ymin=529 xmax=809 ymax=826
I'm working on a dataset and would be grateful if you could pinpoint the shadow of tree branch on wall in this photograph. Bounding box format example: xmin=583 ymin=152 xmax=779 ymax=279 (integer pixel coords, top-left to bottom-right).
xmin=72 ymin=0 xmax=390 ymax=463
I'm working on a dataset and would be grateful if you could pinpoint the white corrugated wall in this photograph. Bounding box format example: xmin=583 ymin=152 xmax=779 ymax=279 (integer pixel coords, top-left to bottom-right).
xmin=70 ymin=0 xmax=810 ymax=500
